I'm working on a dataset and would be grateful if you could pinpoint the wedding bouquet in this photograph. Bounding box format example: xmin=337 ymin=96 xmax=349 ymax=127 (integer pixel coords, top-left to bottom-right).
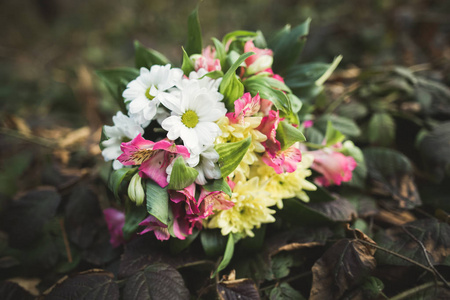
xmin=99 ymin=9 xmax=359 ymax=252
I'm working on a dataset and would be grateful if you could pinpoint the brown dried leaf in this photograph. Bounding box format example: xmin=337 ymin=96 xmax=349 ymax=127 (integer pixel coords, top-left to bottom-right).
xmin=217 ymin=278 xmax=260 ymax=300
xmin=374 ymin=209 xmax=416 ymax=226
xmin=310 ymin=239 xmax=376 ymax=300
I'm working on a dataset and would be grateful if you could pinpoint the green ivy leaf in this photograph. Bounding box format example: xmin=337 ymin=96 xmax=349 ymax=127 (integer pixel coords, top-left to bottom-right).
xmin=123 ymin=203 xmax=148 ymax=240
xmin=96 ymin=68 xmax=139 ymax=113
xmin=134 ymin=41 xmax=170 ymax=69
xmin=145 ymin=180 xmax=169 ymax=225
xmin=276 ymin=120 xmax=306 ymax=150
xmin=202 ymin=178 xmax=232 ymax=197
xmin=211 ymin=233 xmax=234 ymax=278
xmin=181 ymin=46 xmax=195 ymax=76
xmin=108 ymin=167 xmax=137 ymax=200
xmin=367 ymin=112 xmax=396 ymax=146
xmin=219 ymin=52 xmax=253 ymax=111
xmin=168 ymin=156 xmax=198 ymax=190
xmin=185 ymin=7 xmax=202 ymax=56
xmin=215 ymin=137 xmax=251 ymax=178
xmin=269 ymin=19 xmax=311 ymax=74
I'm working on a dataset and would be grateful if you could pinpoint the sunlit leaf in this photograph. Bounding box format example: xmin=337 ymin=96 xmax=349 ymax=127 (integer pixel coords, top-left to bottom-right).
xmin=185 ymin=7 xmax=202 ymax=56
xmin=276 ymin=120 xmax=306 ymax=150
xmin=145 ymin=180 xmax=169 ymax=225
xmin=212 ymin=233 xmax=235 ymax=278
xmin=168 ymin=156 xmax=198 ymax=190
xmin=215 ymin=137 xmax=251 ymax=178
xmin=181 ymin=46 xmax=195 ymax=76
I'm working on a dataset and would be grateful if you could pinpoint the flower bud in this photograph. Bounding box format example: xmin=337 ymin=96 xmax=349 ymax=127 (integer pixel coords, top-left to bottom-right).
xmin=128 ymin=173 xmax=145 ymax=205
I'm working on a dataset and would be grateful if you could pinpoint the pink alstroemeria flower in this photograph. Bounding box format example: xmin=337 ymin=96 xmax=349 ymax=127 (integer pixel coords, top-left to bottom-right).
xmin=198 ymin=188 xmax=234 ymax=219
xmin=227 ymin=92 xmax=261 ymax=123
xmin=170 ymin=201 xmax=203 ymax=240
xmin=262 ymin=145 xmax=302 ymax=174
xmin=244 ymin=41 xmax=274 ymax=74
xmin=303 ymin=120 xmax=314 ymax=128
xmin=310 ymin=150 xmax=357 ymax=186
xmin=194 ymin=46 xmax=221 ymax=72
xmin=117 ymin=134 xmax=190 ymax=188
xmin=103 ymin=208 xmax=126 ymax=248
xmin=169 ymin=184 xmax=199 ymax=216
xmin=257 ymin=110 xmax=283 ymax=156
xmin=139 ymin=215 xmax=170 ymax=241
xmin=262 ymin=68 xmax=285 ymax=83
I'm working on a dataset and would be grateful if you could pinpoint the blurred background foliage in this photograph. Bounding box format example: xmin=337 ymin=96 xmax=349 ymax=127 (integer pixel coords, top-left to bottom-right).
xmin=0 ymin=0 xmax=449 ymax=196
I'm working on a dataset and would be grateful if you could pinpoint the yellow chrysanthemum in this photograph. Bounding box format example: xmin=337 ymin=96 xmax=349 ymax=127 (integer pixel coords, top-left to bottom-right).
xmin=216 ymin=116 xmax=266 ymax=182
xmin=206 ymin=177 xmax=276 ymax=237
xmin=251 ymin=153 xmax=317 ymax=209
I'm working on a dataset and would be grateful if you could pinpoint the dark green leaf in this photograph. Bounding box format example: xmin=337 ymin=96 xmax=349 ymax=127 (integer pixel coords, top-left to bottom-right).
xmin=367 ymin=113 xmax=396 ymax=146
xmin=181 ymin=46 xmax=195 ymax=76
xmin=271 ymin=252 xmax=294 ymax=279
xmin=203 ymin=178 xmax=232 ymax=197
xmin=46 ymin=270 xmax=119 ymax=300
xmin=276 ymin=120 xmax=306 ymax=150
xmin=2 ymin=187 xmax=60 ymax=248
xmin=315 ymin=114 xmax=361 ymax=137
xmin=96 ymin=68 xmax=139 ymax=113
xmin=185 ymin=7 xmax=202 ymax=56
xmin=269 ymin=282 xmax=306 ymax=300
xmin=364 ymin=148 xmax=421 ymax=209
xmin=270 ymin=19 xmax=310 ymax=74
xmin=310 ymin=239 xmax=376 ymax=300
xmin=361 ymin=277 xmax=385 ymax=299
xmin=212 ymin=38 xmax=227 ymax=70
xmin=336 ymin=102 xmax=369 ymax=120
xmin=244 ymin=76 xmax=291 ymax=114
xmin=219 ymin=52 xmax=253 ymax=110
xmin=344 ymin=161 xmax=367 ymax=189
xmin=324 ymin=120 xmax=345 ymax=146
xmin=108 ymin=167 xmax=137 ymax=200
xmin=304 ymin=126 xmax=324 ymax=145
xmin=374 ymin=218 xmax=450 ymax=267
xmin=200 ymin=229 xmax=228 ymax=257
xmin=169 ymin=228 xmax=199 ymax=254
xmin=215 ymin=137 xmax=251 ymax=178
xmin=168 ymin=156 xmax=198 ymax=190
xmin=222 ymin=30 xmax=257 ymax=45
xmin=123 ymin=203 xmax=148 ymax=240
xmin=123 ymin=263 xmax=189 ymax=300
xmin=134 ymin=41 xmax=170 ymax=69
xmin=145 ymin=180 xmax=169 ymax=225
xmin=211 ymin=233 xmax=234 ymax=278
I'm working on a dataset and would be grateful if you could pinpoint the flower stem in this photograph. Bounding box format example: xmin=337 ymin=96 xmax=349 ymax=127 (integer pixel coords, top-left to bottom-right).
xmin=390 ymin=281 xmax=445 ymax=300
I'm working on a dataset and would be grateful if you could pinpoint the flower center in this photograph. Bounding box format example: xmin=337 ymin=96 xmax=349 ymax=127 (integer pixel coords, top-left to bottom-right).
xmin=145 ymin=87 xmax=155 ymax=100
xmin=181 ymin=110 xmax=199 ymax=128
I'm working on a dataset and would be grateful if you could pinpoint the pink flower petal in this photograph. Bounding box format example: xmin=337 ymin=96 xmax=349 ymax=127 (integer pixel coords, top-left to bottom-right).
xmin=139 ymin=151 xmax=170 ymax=187
xmin=103 ymin=208 xmax=126 ymax=248
xmin=257 ymin=110 xmax=283 ymax=156
xmin=311 ymin=150 xmax=357 ymax=186
xmin=244 ymin=40 xmax=273 ymax=67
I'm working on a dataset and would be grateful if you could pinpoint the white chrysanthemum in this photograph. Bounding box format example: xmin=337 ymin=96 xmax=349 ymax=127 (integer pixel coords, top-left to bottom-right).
xmin=122 ymin=65 xmax=183 ymax=127
xmin=186 ymin=145 xmax=221 ymax=185
xmin=101 ymin=111 xmax=144 ymax=169
xmin=160 ymin=82 xmax=226 ymax=153
xmin=184 ymin=68 xmax=222 ymax=91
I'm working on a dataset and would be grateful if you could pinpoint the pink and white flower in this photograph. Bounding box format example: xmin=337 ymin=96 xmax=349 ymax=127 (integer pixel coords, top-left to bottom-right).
xmin=193 ymin=46 xmax=221 ymax=72
xmin=310 ymin=150 xmax=357 ymax=186
xmin=198 ymin=188 xmax=234 ymax=219
xmin=262 ymin=145 xmax=302 ymax=174
xmin=244 ymin=41 xmax=274 ymax=74
xmin=139 ymin=215 xmax=170 ymax=241
xmin=117 ymin=134 xmax=190 ymax=188
xmin=103 ymin=208 xmax=126 ymax=247
xmin=227 ymin=92 xmax=261 ymax=124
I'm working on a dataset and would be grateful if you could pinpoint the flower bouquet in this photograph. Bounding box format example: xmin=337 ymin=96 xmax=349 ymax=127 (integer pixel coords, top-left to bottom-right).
xmin=99 ymin=8 xmax=360 ymax=272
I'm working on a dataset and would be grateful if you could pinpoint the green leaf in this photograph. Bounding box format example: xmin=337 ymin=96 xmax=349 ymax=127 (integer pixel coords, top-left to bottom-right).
xmin=123 ymin=263 xmax=189 ymax=299
xmin=200 ymin=229 xmax=228 ymax=257
xmin=336 ymin=102 xmax=368 ymax=120
xmin=361 ymin=277 xmax=385 ymax=299
xmin=269 ymin=282 xmax=306 ymax=300
xmin=244 ymin=76 xmax=291 ymax=113
xmin=185 ymin=7 xmax=202 ymax=56
xmin=269 ymin=19 xmax=311 ymax=74
xmin=202 ymin=178 xmax=232 ymax=197
xmin=167 ymin=156 xmax=198 ymax=190
xmin=45 ymin=270 xmax=119 ymax=300
xmin=96 ymin=68 xmax=139 ymax=113
xmin=212 ymin=37 xmax=227 ymax=70
xmin=222 ymin=30 xmax=257 ymax=45
xmin=305 ymin=126 xmax=324 ymax=145
xmin=219 ymin=52 xmax=253 ymax=110
xmin=199 ymin=70 xmax=224 ymax=80
xmin=169 ymin=228 xmax=199 ymax=254
xmin=367 ymin=113 xmax=396 ymax=146
xmin=211 ymin=233 xmax=234 ymax=278
xmin=271 ymin=252 xmax=294 ymax=279
xmin=123 ymin=203 xmax=148 ymax=240
xmin=215 ymin=137 xmax=251 ymax=178
xmin=364 ymin=147 xmax=421 ymax=209
xmin=134 ymin=40 xmax=170 ymax=69
xmin=324 ymin=120 xmax=345 ymax=146
xmin=145 ymin=180 xmax=169 ymax=225
xmin=108 ymin=167 xmax=137 ymax=200
xmin=276 ymin=120 xmax=306 ymax=150
xmin=181 ymin=46 xmax=195 ymax=76
xmin=315 ymin=55 xmax=342 ymax=86
xmin=316 ymin=114 xmax=361 ymax=137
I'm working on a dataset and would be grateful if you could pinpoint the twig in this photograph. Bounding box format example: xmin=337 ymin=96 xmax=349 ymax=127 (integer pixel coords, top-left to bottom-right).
xmin=0 ymin=127 xmax=56 ymax=148
xmin=390 ymin=281 xmax=445 ymax=300
xmin=324 ymin=82 xmax=360 ymax=114
xmin=59 ymin=218 xmax=73 ymax=263
xmin=401 ymin=226 xmax=450 ymax=289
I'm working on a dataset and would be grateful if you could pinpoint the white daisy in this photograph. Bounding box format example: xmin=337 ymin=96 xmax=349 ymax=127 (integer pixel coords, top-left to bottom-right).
xmin=159 ymin=82 xmax=226 ymax=153
xmin=122 ymin=64 xmax=183 ymax=127
xmin=101 ymin=111 xmax=144 ymax=169
xmin=184 ymin=68 xmax=222 ymax=91
xmin=186 ymin=145 xmax=222 ymax=185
